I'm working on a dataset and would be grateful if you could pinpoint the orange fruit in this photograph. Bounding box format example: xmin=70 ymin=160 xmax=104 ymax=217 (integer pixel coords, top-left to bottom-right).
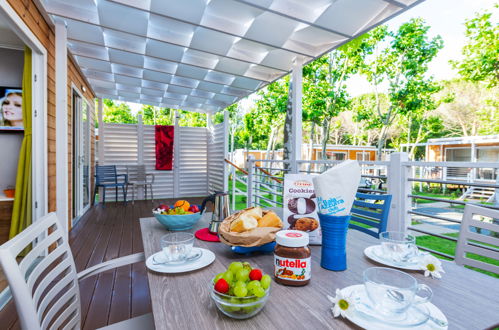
xmin=174 ymin=200 xmax=190 ymax=212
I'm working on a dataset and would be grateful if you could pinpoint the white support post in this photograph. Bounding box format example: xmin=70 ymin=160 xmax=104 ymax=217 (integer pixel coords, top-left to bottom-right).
xmin=247 ymin=155 xmax=255 ymax=208
xmin=97 ymin=98 xmax=104 ymax=200
xmin=387 ymin=152 xmax=411 ymax=232
xmin=223 ymin=110 xmax=229 ymax=193
xmin=97 ymin=98 xmax=104 ymax=164
xmin=231 ymin=166 xmax=236 ymax=211
xmin=55 ymin=19 xmax=68 ymax=234
xmin=173 ymin=111 xmax=180 ymax=198
xmin=471 ymin=142 xmax=477 ymax=181
xmin=290 ymin=58 xmax=303 ymax=174
xmin=137 ymin=114 xmax=144 ymax=165
xmin=137 ymin=114 xmax=144 ymax=200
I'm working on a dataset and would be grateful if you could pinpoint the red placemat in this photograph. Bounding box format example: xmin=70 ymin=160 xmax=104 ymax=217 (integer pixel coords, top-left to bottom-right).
xmin=195 ymin=228 xmax=220 ymax=242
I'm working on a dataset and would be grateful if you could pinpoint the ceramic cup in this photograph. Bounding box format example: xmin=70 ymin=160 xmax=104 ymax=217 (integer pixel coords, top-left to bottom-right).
xmin=379 ymin=231 xmax=418 ymax=263
xmin=363 ymin=267 xmax=432 ymax=316
xmin=160 ymin=232 xmax=194 ymax=263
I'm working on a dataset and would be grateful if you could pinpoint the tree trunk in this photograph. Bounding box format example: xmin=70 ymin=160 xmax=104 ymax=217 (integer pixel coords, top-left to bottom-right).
xmin=283 ymin=80 xmax=293 ymax=171
xmin=307 ymin=121 xmax=315 ymax=173
xmin=377 ymin=125 xmax=388 ymax=161
xmin=321 ymin=118 xmax=330 ymax=160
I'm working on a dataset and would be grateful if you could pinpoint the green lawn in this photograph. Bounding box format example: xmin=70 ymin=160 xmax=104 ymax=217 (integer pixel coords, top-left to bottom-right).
xmin=416 ymin=232 xmax=499 ymax=278
xmin=412 ymin=191 xmax=460 ymax=204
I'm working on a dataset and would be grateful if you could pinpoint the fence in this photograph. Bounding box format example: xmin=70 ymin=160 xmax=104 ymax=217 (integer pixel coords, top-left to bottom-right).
xmin=100 ymin=113 xmax=228 ymax=200
xmin=239 ymin=153 xmax=499 ymax=260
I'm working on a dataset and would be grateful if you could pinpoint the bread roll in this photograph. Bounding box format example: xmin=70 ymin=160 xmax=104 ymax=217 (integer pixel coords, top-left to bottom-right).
xmin=257 ymin=211 xmax=282 ymax=228
xmin=244 ymin=206 xmax=263 ymax=220
xmin=230 ymin=213 xmax=258 ymax=232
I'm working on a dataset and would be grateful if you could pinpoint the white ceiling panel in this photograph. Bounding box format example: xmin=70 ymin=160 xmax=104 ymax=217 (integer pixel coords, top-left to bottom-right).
xmin=44 ymin=0 xmax=422 ymax=113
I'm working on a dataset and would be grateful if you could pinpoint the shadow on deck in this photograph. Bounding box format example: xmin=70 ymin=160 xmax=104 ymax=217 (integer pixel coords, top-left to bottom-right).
xmin=0 ymin=197 xmax=207 ymax=329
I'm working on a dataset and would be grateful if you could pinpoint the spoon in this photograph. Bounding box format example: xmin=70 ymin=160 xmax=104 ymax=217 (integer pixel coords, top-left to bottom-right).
xmin=152 ymin=250 xmax=202 ymax=265
xmin=387 ymin=289 xmax=448 ymax=328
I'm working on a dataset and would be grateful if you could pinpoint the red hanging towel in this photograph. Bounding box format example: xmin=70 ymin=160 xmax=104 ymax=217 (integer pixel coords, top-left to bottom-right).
xmin=155 ymin=125 xmax=174 ymax=170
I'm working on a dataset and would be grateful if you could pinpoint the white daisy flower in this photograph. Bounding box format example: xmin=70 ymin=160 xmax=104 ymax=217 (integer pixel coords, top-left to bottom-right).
xmin=327 ymin=289 xmax=353 ymax=318
xmin=419 ymin=255 xmax=445 ymax=278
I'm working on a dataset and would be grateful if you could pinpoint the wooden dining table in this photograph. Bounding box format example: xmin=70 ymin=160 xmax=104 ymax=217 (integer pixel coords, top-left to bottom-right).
xmin=140 ymin=214 xmax=499 ymax=330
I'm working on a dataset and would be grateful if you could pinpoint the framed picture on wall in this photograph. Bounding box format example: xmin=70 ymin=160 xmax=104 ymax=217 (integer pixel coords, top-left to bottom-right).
xmin=0 ymin=87 xmax=23 ymax=131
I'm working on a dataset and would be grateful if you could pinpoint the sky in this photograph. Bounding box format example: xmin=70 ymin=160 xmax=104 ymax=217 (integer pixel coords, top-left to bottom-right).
xmin=346 ymin=0 xmax=496 ymax=96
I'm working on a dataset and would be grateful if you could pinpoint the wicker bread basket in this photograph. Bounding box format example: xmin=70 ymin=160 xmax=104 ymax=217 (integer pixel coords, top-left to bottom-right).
xmin=218 ymin=208 xmax=282 ymax=247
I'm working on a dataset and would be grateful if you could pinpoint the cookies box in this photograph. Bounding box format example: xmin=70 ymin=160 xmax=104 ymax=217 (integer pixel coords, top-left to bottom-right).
xmin=282 ymin=174 xmax=322 ymax=245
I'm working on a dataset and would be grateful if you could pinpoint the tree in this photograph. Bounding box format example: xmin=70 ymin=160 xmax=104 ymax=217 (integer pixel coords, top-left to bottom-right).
xmin=436 ymin=79 xmax=499 ymax=136
xmin=255 ymin=77 xmax=289 ymax=161
xmin=451 ymin=6 xmax=499 ymax=88
xmin=102 ymin=99 xmax=136 ymax=124
xmin=359 ymin=19 xmax=443 ymax=159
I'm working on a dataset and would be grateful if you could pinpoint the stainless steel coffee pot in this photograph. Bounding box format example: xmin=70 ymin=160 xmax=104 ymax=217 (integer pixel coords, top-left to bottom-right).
xmin=201 ymin=191 xmax=231 ymax=234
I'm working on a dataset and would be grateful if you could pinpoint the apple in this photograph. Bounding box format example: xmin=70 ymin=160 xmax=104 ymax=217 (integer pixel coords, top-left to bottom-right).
xmin=159 ymin=204 xmax=170 ymax=211
xmin=189 ymin=205 xmax=200 ymax=213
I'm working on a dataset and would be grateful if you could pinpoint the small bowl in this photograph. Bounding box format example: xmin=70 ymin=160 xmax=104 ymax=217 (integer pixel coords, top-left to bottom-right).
xmin=153 ymin=212 xmax=202 ymax=231
xmin=153 ymin=205 xmax=202 ymax=231
xmin=210 ymin=281 xmax=270 ymax=319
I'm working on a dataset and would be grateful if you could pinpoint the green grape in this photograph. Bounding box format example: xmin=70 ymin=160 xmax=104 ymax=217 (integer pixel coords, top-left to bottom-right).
xmin=222 ymin=271 xmax=233 ymax=283
xmin=235 ymin=269 xmax=250 ymax=282
xmin=253 ymin=287 xmax=265 ymax=298
xmin=229 ymin=261 xmax=243 ymax=273
xmin=229 ymin=297 xmax=241 ymax=312
xmin=260 ymin=274 xmax=271 ymax=289
xmin=235 ymin=280 xmax=246 ymax=287
xmin=228 ymin=287 xmax=234 ymax=296
xmin=247 ymin=280 xmax=261 ymax=293
xmin=213 ymin=272 xmax=225 ymax=283
xmin=234 ymin=285 xmax=248 ymax=297
xmin=242 ymin=261 xmax=252 ymax=271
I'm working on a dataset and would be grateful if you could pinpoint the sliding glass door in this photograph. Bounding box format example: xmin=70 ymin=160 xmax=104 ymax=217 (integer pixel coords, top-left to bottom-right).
xmin=72 ymin=89 xmax=90 ymax=224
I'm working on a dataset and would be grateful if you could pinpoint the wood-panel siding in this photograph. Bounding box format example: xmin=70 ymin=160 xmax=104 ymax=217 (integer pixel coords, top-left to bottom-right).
xmin=6 ymin=0 xmax=95 ymax=229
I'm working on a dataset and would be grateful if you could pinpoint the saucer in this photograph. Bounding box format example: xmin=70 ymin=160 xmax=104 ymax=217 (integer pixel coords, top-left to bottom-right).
xmin=364 ymin=245 xmax=422 ymax=270
xmin=152 ymin=249 xmax=202 ymax=265
xmin=341 ymin=285 xmax=448 ymax=329
xmin=146 ymin=247 xmax=215 ymax=274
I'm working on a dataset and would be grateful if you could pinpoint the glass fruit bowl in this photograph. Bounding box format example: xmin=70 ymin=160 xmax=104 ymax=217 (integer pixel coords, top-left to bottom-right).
xmin=210 ymin=281 xmax=270 ymax=319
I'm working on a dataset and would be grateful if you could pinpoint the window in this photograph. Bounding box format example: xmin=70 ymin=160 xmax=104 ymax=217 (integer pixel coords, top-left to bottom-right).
xmin=326 ymin=151 xmax=346 ymax=160
xmin=445 ymin=148 xmax=471 ymax=162
xmin=356 ymin=152 xmax=370 ymax=161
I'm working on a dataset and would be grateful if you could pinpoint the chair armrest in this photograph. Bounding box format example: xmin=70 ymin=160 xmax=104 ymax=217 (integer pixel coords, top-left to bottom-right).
xmin=146 ymin=173 xmax=155 ymax=184
xmin=77 ymin=252 xmax=145 ymax=281
xmin=116 ymin=173 xmax=128 ymax=184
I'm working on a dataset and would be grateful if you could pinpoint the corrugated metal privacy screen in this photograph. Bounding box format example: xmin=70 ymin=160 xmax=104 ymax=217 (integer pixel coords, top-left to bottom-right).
xmin=100 ymin=119 xmax=227 ymax=200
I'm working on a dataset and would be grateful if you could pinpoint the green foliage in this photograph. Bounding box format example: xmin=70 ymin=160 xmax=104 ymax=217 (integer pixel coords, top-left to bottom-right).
xmin=451 ymin=6 xmax=499 ymax=87
xmin=102 ymin=99 xmax=137 ymax=124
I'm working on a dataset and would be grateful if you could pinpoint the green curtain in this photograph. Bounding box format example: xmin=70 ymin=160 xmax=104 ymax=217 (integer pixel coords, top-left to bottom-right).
xmin=9 ymin=47 xmax=33 ymax=239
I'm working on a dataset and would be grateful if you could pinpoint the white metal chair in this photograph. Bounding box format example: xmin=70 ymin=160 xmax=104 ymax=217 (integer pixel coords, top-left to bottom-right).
xmin=126 ymin=165 xmax=155 ymax=204
xmin=455 ymin=204 xmax=499 ymax=275
xmin=0 ymin=212 xmax=154 ymax=330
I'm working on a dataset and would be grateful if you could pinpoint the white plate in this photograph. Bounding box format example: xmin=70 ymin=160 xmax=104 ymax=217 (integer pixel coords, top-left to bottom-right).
xmin=341 ymin=285 xmax=448 ymax=330
xmin=146 ymin=247 xmax=215 ymax=273
xmin=364 ymin=245 xmax=422 ymax=270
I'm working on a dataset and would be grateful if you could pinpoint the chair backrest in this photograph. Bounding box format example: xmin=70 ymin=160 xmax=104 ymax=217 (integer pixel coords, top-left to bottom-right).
xmin=0 ymin=213 xmax=81 ymax=330
xmin=126 ymin=165 xmax=147 ymax=182
xmin=349 ymin=192 xmax=393 ymax=238
xmin=455 ymin=204 xmax=499 ymax=274
xmin=95 ymin=165 xmax=118 ymax=184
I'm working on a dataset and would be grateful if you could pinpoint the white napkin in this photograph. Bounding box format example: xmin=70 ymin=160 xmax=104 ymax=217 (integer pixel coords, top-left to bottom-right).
xmin=312 ymin=160 xmax=361 ymax=215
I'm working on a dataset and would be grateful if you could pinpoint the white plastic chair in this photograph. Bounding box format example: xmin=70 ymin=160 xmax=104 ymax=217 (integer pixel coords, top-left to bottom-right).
xmin=455 ymin=204 xmax=499 ymax=275
xmin=0 ymin=212 xmax=154 ymax=329
xmin=126 ymin=165 xmax=155 ymax=204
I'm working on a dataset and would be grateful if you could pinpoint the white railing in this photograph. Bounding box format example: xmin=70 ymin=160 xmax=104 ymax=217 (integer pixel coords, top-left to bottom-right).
xmin=242 ymin=153 xmax=499 ymax=260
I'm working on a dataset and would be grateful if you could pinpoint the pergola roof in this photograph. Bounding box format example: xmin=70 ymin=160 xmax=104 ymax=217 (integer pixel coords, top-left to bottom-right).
xmin=42 ymin=0 xmax=423 ymax=113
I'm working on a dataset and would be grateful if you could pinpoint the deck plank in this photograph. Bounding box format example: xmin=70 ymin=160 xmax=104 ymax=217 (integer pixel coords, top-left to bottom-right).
xmin=0 ymin=198 xmax=208 ymax=327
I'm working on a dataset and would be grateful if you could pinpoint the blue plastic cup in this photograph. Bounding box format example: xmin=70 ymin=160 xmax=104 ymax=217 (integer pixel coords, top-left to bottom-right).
xmin=318 ymin=213 xmax=351 ymax=271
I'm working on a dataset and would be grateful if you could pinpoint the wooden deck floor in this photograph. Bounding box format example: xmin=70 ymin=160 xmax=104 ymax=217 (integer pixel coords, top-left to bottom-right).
xmin=0 ymin=198 xmax=207 ymax=329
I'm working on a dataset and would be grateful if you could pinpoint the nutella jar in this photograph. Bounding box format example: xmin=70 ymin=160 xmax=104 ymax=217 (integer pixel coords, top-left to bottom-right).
xmin=274 ymin=230 xmax=311 ymax=286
